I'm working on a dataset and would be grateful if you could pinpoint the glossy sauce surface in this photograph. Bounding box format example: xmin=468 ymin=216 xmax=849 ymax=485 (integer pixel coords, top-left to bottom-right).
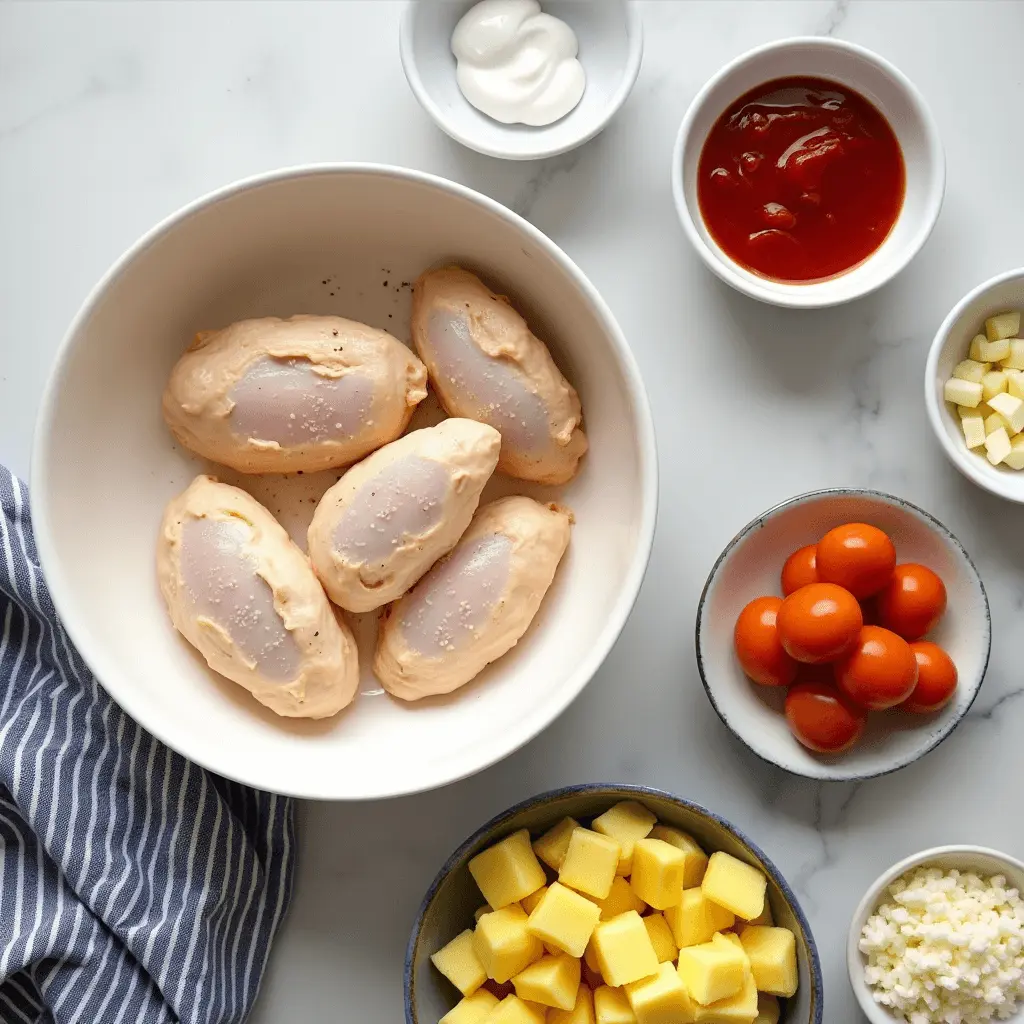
xmin=698 ymin=76 xmax=905 ymax=282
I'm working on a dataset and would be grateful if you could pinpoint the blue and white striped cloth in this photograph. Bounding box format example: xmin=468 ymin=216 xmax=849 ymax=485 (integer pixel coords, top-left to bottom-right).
xmin=0 ymin=468 xmax=295 ymax=1023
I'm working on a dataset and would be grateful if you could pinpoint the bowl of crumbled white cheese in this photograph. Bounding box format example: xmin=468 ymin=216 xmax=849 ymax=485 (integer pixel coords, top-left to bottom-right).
xmin=848 ymin=846 xmax=1024 ymax=1024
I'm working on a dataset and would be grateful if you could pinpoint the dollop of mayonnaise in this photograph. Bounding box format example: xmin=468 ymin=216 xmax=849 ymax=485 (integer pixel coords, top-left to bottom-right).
xmin=451 ymin=0 xmax=585 ymax=126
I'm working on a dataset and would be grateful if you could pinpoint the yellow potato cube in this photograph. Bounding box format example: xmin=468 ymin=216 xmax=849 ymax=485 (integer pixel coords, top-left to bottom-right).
xmin=471 ymin=830 xmax=547 ymax=911
xmin=474 ymin=906 xmax=544 ymax=984
xmin=521 ymin=886 xmax=549 ymax=916
xmin=592 ymin=876 xmax=647 ymax=921
xmin=969 ymin=334 xmax=989 ymax=361
xmin=483 ymin=995 xmax=547 ymax=1024
xmin=441 ymin=989 xmax=501 ymax=1024
xmin=980 ymin=336 xmax=1012 ymax=362
xmin=592 ymin=911 xmax=660 ymax=988
xmin=592 ymin=802 xmax=657 ymax=875
xmin=513 ymin=954 xmax=581 ymax=1011
xmin=625 ymin=961 xmax=697 ymax=1024
xmin=527 ymin=881 xmax=602 ymax=958
xmin=550 ymin=985 xmax=596 ymax=1024
xmin=716 ymin=931 xmax=746 ymax=953
xmin=747 ymin=898 xmax=773 ymax=927
xmin=594 ymin=985 xmax=637 ymax=1024
xmin=631 ymin=840 xmax=687 ymax=911
xmin=953 ymin=358 xmax=990 ymax=384
xmin=666 ymin=889 xmax=735 ymax=948
xmin=1006 ymin=368 xmax=1024 ymax=399
xmin=693 ymin=974 xmax=758 ymax=1023
xmin=754 ymin=994 xmax=779 ymax=1024
xmin=432 ymin=929 xmax=488 ymax=996
xmin=986 ymin=311 xmax=1020 ymax=341
xmin=983 ymin=369 xmax=1009 ymax=401
xmin=642 ymin=913 xmax=678 ymax=964
xmin=584 ymin=937 xmax=604 ymax=977
xmin=648 ymin=826 xmax=709 ymax=889
xmin=560 ymin=829 xmax=621 ymax=900
xmin=738 ymin=927 xmax=797 ymax=998
xmin=534 ymin=817 xmax=582 ymax=872
xmin=677 ymin=935 xmax=747 ymax=1006
xmin=545 ymin=942 xmax=565 ymax=957
xmin=1003 ymin=339 xmax=1024 ymax=371
xmin=701 ymin=853 xmax=766 ymax=922
xmin=476 ymin=905 xmax=495 ymax=923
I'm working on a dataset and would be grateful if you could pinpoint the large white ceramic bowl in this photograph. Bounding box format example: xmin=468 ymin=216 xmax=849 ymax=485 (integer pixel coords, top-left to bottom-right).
xmin=672 ymin=37 xmax=945 ymax=307
xmin=925 ymin=267 xmax=1024 ymax=503
xmin=32 ymin=164 xmax=657 ymax=801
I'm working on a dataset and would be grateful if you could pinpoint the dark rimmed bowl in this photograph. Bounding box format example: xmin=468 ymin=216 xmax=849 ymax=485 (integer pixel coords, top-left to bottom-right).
xmin=696 ymin=489 xmax=990 ymax=782
xmin=405 ymin=783 xmax=823 ymax=1024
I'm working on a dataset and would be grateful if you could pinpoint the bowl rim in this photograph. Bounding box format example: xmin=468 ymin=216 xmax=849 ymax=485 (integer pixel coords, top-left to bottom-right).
xmin=924 ymin=266 xmax=1024 ymax=504
xmin=671 ymin=35 xmax=946 ymax=309
xmin=846 ymin=844 xmax=1024 ymax=1023
xmin=30 ymin=161 xmax=659 ymax=802
xmin=403 ymin=781 xmax=824 ymax=1024
xmin=399 ymin=0 xmax=644 ymax=161
xmin=694 ymin=487 xmax=991 ymax=782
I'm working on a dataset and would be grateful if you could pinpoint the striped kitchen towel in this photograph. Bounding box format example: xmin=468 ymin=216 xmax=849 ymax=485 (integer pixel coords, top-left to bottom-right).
xmin=0 ymin=467 xmax=294 ymax=1024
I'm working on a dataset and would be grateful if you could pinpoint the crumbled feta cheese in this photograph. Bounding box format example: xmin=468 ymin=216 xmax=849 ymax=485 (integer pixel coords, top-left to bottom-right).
xmin=860 ymin=866 xmax=1024 ymax=1022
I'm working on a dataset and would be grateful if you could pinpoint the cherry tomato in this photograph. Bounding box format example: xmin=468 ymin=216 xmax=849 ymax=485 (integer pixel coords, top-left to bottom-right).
xmin=835 ymin=625 xmax=918 ymax=709
xmin=734 ymin=596 xmax=798 ymax=687
xmin=781 ymin=545 xmax=819 ymax=596
xmin=876 ymin=564 xmax=947 ymax=641
xmin=776 ymin=583 xmax=863 ymax=664
xmin=902 ymin=642 xmax=958 ymax=713
xmin=785 ymin=679 xmax=866 ymax=753
xmin=816 ymin=523 xmax=896 ymax=599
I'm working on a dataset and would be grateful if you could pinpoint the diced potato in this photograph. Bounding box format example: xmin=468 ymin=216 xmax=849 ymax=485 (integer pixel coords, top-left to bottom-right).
xmin=1002 ymin=339 xmax=1024 ymax=371
xmin=592 ymin=802 xmax=657 ymax=876
xmin=433 ymin=929 xmax=488 ymax=996
xmin=1006 ymin=368 xmax=1024 ymax=399
xmin=560 ymin=829 xmax=621 ymax=900
xmin=944 ymin=378 xmax=984 ymax=407
xmin=739 ymin=926 xmax=798 ymax=998
xmin=476 ymin=905 xmax=495 ymax=923
xmin=474 ymin=906 xmax=544 ymax=984
xmin=584 ymin=938 xmax=604 ymax=977
xmin=982 ymin=369 xmax=1009 ymax=400
xmin=591 ymin=911 xmax=661 ymax=988
xmin=959 ymin=401 xmax=992 ymax=418
xmin=521 ymin=887 xmax=548 ymax=916
xmin=642 ymin=913 xmax=678 ymax=964
xmin=1004 ymin=434 xmax=1024 ymax=469
xmin=985 ymin=412 xmax=1006 ymax=436
xmin=666 ymin=889 xmax=736 ymax=948
xmin=969 ymin=334 xmax=988 ymax=361
xmin=441 ymin=989 xmax=501 ymax=1024
xmin=962 ymin=414 xmax=987 ymax=449
xmin=693 ymin=974 xmax=758 ymax=1023
xmin=592 ymin=876 xmax=647 ymax=921
xmin=986 ymin=426 xmax=1012 ymax=466
xmin=513 ymin=954 xmax=581 ymax=1011
xmin=989 ymin=391 xmax=1024 ymax=434
xmin=754 ymin=994 xmax=780 ymax=1024
xmin=677 ymin=934 xmax=748 ymax=1006
xmin=594 ymin=985 xmax=637 ymax=1024
xmin=701 ymin=853 xmax=767 ymax=922
xmin=979 ymin=336 xmax=1012 ymax=362
xmin=648 ymin=827 xmax=709 ymax=889
xmin=483 ymin=994 xmax=547 ymax=1024
xmin=470 ymin=830 xmax=547 ymax=911
xmin=527 ymin=881 xmax=601 ymax=958
xmin=631 ymin=839 xmax=687 ymax=911
xmin=625 ymin=961 xmax=698 ymax=1024
xmin=715 ymin=932 xmax=745 ymax=953
xmin=550 ymin=985 xmax=596 ymax=1024
xmin=534 ymin=818 xmax=582 ymax=872
xmin=953 ymin=358 xmax=989 ymax=383
xmin=985 ymin=311 xmax=1020 ymax=341
xmin=748 ymin=900 xmax=774 ymax=928
xmin=545 ymin=942 xmax=565 ymax=957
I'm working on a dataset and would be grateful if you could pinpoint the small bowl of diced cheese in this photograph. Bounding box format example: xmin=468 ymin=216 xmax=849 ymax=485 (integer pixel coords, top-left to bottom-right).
xmin=405 ymin=783 xmax=823 ymax=1024
xmin=848 ymin=845 xmax=1024 ymax=1023
xmin=926 ymin=267 xmax=1024 ymax=503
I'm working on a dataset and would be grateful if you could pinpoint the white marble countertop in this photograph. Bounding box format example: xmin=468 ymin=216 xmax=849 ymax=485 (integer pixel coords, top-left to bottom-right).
xmin=3 ymin=2 xmax=1023 ymax=1020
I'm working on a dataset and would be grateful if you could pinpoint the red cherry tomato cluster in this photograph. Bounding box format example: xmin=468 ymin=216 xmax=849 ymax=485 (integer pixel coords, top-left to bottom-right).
xmin=733 ymin=522 xmax=958 ymax=755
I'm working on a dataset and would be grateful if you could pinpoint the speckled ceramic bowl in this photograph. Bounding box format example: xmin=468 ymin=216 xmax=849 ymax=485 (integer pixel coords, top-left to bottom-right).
xmin=405 ymin=783 xmax=822 ymax=1024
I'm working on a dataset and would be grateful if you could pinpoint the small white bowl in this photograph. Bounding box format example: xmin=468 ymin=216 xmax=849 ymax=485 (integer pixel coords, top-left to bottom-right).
xmin=695 ymin=489 xmax=990 ymax=781
xmin=400 ymin=0 xmax=642 ymax=160
xmin=925 ymin=267 xmax=1024 ymax=503
xmin=672 ymin=37 xmax=945 ymax=307
xmin=848 ymin=845 xmax=1024 ymax=1024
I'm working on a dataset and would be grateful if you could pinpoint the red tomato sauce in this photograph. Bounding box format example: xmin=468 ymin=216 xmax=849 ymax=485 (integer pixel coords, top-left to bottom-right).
xmin=697 ymin=76 xmax=905 ymax=283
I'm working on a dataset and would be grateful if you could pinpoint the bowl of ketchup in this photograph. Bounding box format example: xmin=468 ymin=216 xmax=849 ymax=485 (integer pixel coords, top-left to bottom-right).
xmin=673 ymin=38 xmax=944 ymax=308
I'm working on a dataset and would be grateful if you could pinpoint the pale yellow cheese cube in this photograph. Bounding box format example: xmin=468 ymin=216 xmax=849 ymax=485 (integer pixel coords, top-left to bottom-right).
xmin=592 ymin=911 xmax=660 ymax=988
xmin=982 ymin=369 xmax=1009 ymax=400
xmin=989 ymin=391 xmax=1024 ymax=434
xmin=962 ymin=413 xmax=987 ymax=449
xmin=693 ymin=974 xmax=759 ymax=1023
xmin=1002 ymin=339 xmax=1024 ymax=371
xmin=666 ymin=889 xmax=736 ymax=948
xmin=433 ymin=929 xmax=488 ymax=996
xmin=677 ymin=936 xmax=747 ymax=1006
xmin=979 ymin=336 xmax=1012 ymax=362
xmin=754 ymin=994 xmax=780 ymax=1024
xmin=470 ymin=830 xmax=547 ymax=911
xmin=527 ymin=881 xmax=601 ymax=958
xmin=1005 ymin=368 xmax=1024 ymax=399
xmin=648 ymin=827 xmax=709 ymax=889
xmin=441 ymin=989 xmax=501 ymax=1024
xmin=701 ymin=853 xmax=766 ymax=922
xmin=630 ymin=839 xmax=687 ymax=911
xmin=521 ymin=887 xmax=549 ymax=916
xmin=560 ymin=829 xmax=621 ymax=900
xmin=592 ymin=802 xmax=657 ymax=875
xmin=474 ymin=906 xmax=544 ymax=984
xmin=534 ymin=818 xmax=582 ymax=872
xmin=625 ymin=961 xmax=698 ymax=1024
xmin=945 ymin=377 xmax=984 ymax=407
xmin=738 ymin=927 xmax=797 ymax=998
xmin=953 ymin=358 xmax=990 ymax=384
xmin=986 ymin=426 xmax=1012 ymax=465
xmin=1004 ymin=434 xmax=1024 ymax=470
xmin=550 ymin=985 xmax=596 ymax=1024
xmin=986 ymin=311 xmax=1020 ymax=341
xmin=513 ymin=954 xmax=581 ymax=1011
xmin=592 ymin=876 xmax=647 ymax=921
xmin=483 ymin=994 xmax=547 ymax=1024
xmin=642 ymin=914 xmax=678 ymax=964
xmin=594 ymin=985 xmax=637 ymax=1024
